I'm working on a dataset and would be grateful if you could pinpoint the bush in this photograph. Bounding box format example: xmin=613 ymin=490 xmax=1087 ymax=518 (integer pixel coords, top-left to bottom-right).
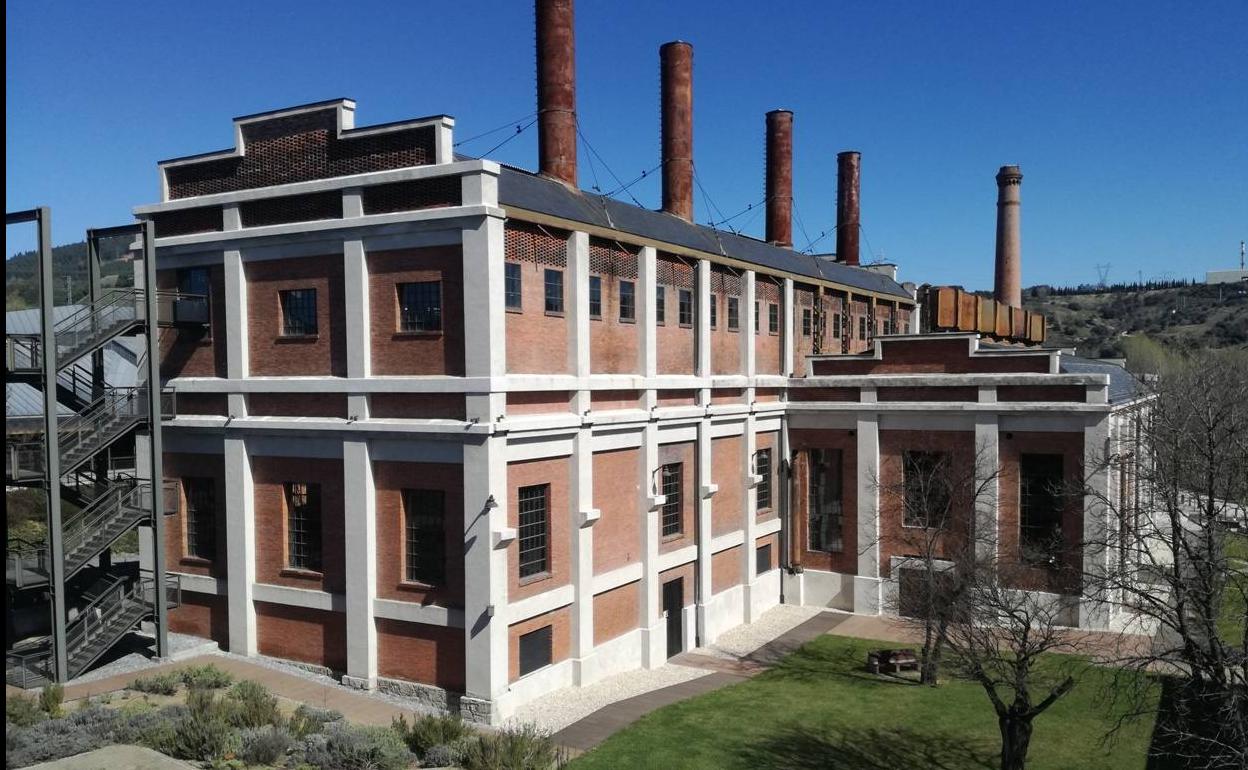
xmin=5 ymin=706 xmax=120 ymax=767
xmin=37 ymin=683 xmax=65 ymax=718
xmin=179 ymin=664 xmax=233 ymax=690
xmin=129 ymin=671 xmax=181 ymax=695
xmin=460 ymin=724 xmax=566 ymax=770
xmin=7 ymin=692 xmax=46 ymax=727
xmin=168 ymin=690 xmax=237 ymax=762
xmin=393 ymin=712 xmax=472 ymax=757
xmin=300 ymin=722 xmax=412 ymax=770
xmin=115 ymin=705 xmax=183 ymax=751
xmin=288 ymin=704 xmax=344 ymax=738
xmin=239 ymin=724 xmax=295 ymax=765
xmin=226 ymin=679 xmax=281 ymax=728
xmin=423 ymin=737 xmax=477 ymax=768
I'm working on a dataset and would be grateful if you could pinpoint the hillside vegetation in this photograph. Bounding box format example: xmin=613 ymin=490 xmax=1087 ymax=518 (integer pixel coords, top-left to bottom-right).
xmin=6 ymin=240 xmax=136 ymax=310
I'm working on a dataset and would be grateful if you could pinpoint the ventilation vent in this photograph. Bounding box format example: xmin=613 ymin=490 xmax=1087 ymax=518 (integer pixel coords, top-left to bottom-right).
xmin=711 ymin=265 xmax=741 ymax=295
xmin=505 ymin=221 xmax=567 ymax=267
xmin=795 ymin=284 xmax=816 ymax=307
xmin=362 ymin=177 xmax=462 ymax=215
xmin=152 ymin=207 xmax=223 ymax=237
xmin=757 ymin=279 xmax=781 ymax=303
xmin=656 ymin=253 xmax=695 ymax=289
xmin=239 ymin=191 xmax=342 ymax=228
xmin=589 ymin=238 xmax=638 ymax=278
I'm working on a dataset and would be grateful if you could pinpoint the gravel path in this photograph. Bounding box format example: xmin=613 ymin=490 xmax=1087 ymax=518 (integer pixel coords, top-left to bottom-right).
xmin=513 ymin=661 xmax=709 ymax=733
xmin=692 ymin=604 xmax=825 ymax=660
xmin=66 ymin=632 xmax=219 ymax=686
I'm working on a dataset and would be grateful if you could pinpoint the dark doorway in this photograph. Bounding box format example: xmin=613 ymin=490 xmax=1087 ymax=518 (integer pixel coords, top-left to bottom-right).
xmin=663 ymin=577 xmax=684 ymax=658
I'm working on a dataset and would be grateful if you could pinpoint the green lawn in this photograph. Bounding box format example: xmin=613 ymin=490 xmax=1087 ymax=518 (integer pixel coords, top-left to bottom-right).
xmin=1221 ymin=531 xmax=1248 ymax=643
xmin=570 ymin=635 xmax=1157 ymax=770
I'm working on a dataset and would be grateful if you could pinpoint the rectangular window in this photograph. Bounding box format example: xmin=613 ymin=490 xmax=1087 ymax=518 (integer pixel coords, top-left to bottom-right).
xmin=544 ymin=269 xmax=564 ymax=314
xmin=178 ymin=266 xmax=211 ymax=297
xmin=183 ymin=477 xmax=216 ymax=561
xmin=802 ymin=308 xmax=812 ymax=337
xmin=1021 ymin=454 xmax=1065 ymax=564
xmin=727 ymin=297 xmax=740 ymax=331
xmin=756 ymin=543 xmax=773 ymax=574
xmin=403 ymin=489 xmax=446 ymax=585
xmin=518 ymin=625 xmax=553 ymax=677
xmin=280 ymin=288 xmax=317 ymax=336
xmin=285 ymin=482 xmax=322 ymax=572
xmin=397 ymin=281 xmax=442 ymax=332
xmin=756 ymin=449 xmax=773 ymax=511
xmin=589 ymin=275 xmax=602 ymax=319
xmin=808 ymin=449 xmax=844 ymax=553
xmin=505 ymin=263 xmax=522 ymax=310
xmin=661 ymin=463 xmax=683 ymax=537
xmin=619 ymin=280 xmax=636 ymax=322
xmin=656 ymin=286 xmax=666 ymax=325
xmin=832 ymin=312 xmax=842 ymax=338
xmin=754 ymin=301 xmax=760 ymax=335
xmin=768 ymin=303 xmax=779 ymax=334
xmin=518 ymin=484 xmax=549 ymax=579
xmin=709 ymin=295 xmax=718 ymax=329
xmin=858 ymin=315 xmax=868 ymax=340
xmin=903 ymin=451 xmax=951 ymax=528
xmin=678 ymin=289 xmax=693 ymax=327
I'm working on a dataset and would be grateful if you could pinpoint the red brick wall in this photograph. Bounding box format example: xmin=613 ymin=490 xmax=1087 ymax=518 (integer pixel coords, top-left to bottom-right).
xmin=376 ymin=618 xmax=465 ymax=691
xmin=756 ymin=281 xmax=783 ymax=375
xmin=370 ymin=394 xmax=466 ymax=420
xmin=877 ymin=387 xmax=978 ymax=402
xmin=657 ymin=441 xmax=696 ymax=554
xmin=998 ymin=385 xmax=1085 ymax=403
xmin=368 ymin=247 xmax=465 ymax=376
xmin=755 ymin=533 xmax=779 ymax=572
xmin=164 ymin=452 xmax=227 ymax=578
xmin=999 ymin=431 xmax=1085 ymax=592
xmin=256 ymin=602 xmax=347 ymax=672
xmin=246 ymin=255 xmax=347 ymax=376
xmin=756 ymin=388 xmax=783 ymax=402
xmin=374 ymin=461 xmax=464 ymax=607
xmin=169 ymin=591 xmax=229 ymax=647
xmin=249 ymin=393 xmax=348 ymax=418
xmin=508 ymin=456 xmax=572 ymax=601
xmin=507 ymin=391 xmax=572 ymax=415
xmin=656 ymin=390 xmax=698 ymax=408
xmin=793 ymin=285 xmax=817 ymax=378
xmin=506 ymin=261 xmax=569 ymax=374
xmin=508 ymin=605 xmax=571 ymax=682
xmin=811 ymin=338 xmax=1051 ymax=376
xmin=589 ymin=274 xmax=640 ymax=374
xmin=158 ymin=266 xmax=227 ymax=379
xmin=589 ymin=390 xmax=641 ymax=412
xmin=789 ymin=428 xmax=859 ymax=574
xmin=658 ymin=562 xmax=695 ymax=612
xmin=174 ymin=393 xmax=229 ymax=416
xmin=593 ymin=581 xmax=640 ymax=645
xmin=252 ymin=456 xmax=344 ymax=593
xmin=790 ymin=387 xmax=859 ymax=402
xmin=756 ymin=431 xmax=779 ymax=523
xmin=711 ymin=389 xmax=743 ymax=405
xmin=592 ymin=448 xmax=642 ymax=575
xmin=712 ymin=545 xmax=743 ymax=594
xmin=711 ymin=436 xmax=743 ymax=537
xmin=710 ymin=292 xmax=742 ymax=375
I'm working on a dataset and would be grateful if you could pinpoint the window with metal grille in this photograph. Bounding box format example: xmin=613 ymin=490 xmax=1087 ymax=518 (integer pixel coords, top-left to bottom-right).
xmin=756 ymin=449 xmax=773 ymax=511
xmin=661 ymin=463 xmax=682 ymax=537
xmin=280 ymin=289 xmax=317 ymax=336
xmin=709 ymin=296 xmax=718 ymax=329
xmin=656 ymin=287 xmax=666 ymax=325
xmin=768 ymin=303 xmax=779 ymax=334
xmin=802 ymin=308 xmax=812 ymax=337
xmin=589 ymin=276 xmax=602 ymax=319
xmin=403 ymin=489 xmax=445 ymax=585
xmin=518 ymin=625 xmax=553 ymax=677
xmin=184 ymin=477 xmax=216 ymax=561
xmin=678 ymin=290 xmax=693 ymax=327
xmin=756 ymin=543 xmax=773 ymax=574
xmin=619 ymin=281 xmax=636 ymax=322
xmin=728 ymin=297 xmax=740 ymax=331
xmin=505 ymin=263 xmax=522 ymax=310
xmin=397 ymin=281 xmax=442 ymax=332
xmin=286 ymin=482 xmax=322 ymax=571
xmin=903 ymin=451 xmax=951 ymax=528
xmin=1021 ymin=454 xmax=1065 ymax=564
xmin=544 ymin=270 xmax=564 ymax=314
xmin=808 ymin=449 xmax=843 ymax=552
xmin=518 ymin=484 xmax=549 ymax=579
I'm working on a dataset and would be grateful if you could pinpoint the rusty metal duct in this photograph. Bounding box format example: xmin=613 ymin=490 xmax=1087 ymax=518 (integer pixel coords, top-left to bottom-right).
xmin=660 ymin=41 xmax=694 ymax=221
xmin=536 ymin=0 xmax=577 ymax=186
xmin=765 ymin=110 xmax=793 ymax=248
xmin=836 ymin=151 xmax=861 ymax=266
xmin=993 ymin=165 xmax=1023 ymax=307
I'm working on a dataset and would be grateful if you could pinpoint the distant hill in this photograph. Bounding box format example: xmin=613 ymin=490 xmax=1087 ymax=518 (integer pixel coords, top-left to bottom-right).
xmin=5 ymin=240 xmax=135 ymax=309
xmin=1023 ymin=282 xmax=1248 ymax=358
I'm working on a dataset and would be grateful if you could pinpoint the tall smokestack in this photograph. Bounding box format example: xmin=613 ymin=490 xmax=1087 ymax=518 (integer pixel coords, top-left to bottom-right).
xmin=765 ymin=110 xmax=793 ymax=248
xmin=993 ymin=165 xmax=1023 ymax=307
xmin=660 ymin=41 xmax=694 ymax=221
xmin=836 ymin=151 xmax=861 ymax=266
xmin=536 ymin=0 xmax=577 ymax=186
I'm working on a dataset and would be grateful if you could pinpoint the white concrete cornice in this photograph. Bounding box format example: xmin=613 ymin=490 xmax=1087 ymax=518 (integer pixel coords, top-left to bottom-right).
xmin=791 ymin=373 xmax=1108 ymax=388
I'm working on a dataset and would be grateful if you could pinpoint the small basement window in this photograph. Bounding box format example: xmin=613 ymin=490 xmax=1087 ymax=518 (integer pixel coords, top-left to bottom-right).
xmin=518 ymin=625 xmax=553 ymax=677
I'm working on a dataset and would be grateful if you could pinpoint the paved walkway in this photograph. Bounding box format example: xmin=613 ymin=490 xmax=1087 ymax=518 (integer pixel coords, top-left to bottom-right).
xmin=26 ymin=745 xmax=193 ymax=770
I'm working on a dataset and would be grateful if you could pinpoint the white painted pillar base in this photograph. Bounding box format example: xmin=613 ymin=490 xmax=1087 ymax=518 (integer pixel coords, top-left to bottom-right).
xmin=343 ymin=439 xmax=377 ymax=688
xmin=855 ymin=413 xmax=881 ymax=615
xmin=225 ymin=436 xmax=256 ymax=655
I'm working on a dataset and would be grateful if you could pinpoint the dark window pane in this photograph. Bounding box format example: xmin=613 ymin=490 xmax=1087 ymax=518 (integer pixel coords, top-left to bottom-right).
xmin=656 ymin=286 xmax=666 ymax=324
xmin=661 ymin=463 xmax=682 ymax=537
xmin=179 ymin=267 xmax=211 ymax=297
xmin=398 ymin=281 xmax=442 ymax=332
xmin=756 ymin=543 xmax=773 ymax=574
xmin=768 ymin=303 xmax=779 ymax=334
xmin=184 ymin=477 xmax=216 ymax=561
xmin=802 ymin=308 xmax=812 ymax=336
xmin=709 ymin=296 xmax=718 ymax=329
xmin=404 ymin=489 xmax=446 ymax=584
xmin=280 ymin=289 xmax=317 ymax=336
xmin=619 ymin=280 xmax=636 ymax=321
xmin=808 ymin=449 xmax=844 ymax=552
xmin=728 ymin=297 xmax=740 ymax=330
xmin=678 ymin=290 xmax=693 ymax=327
xmin=756 ymin=449 xmax=772 ymax=511
xmin=903 ymin=451 xmax=951 ymax=528
xmin=754 ymin=301 xmax=760 ymax=335
xmin=518 ymin=625 xmax=553 ymax=676
xmin=544 ymin=270 xmax=564 ymax=314
xmin=286 ymin=482 xmax=322 ymax=571
xmin=518 ymin=484 xmax=549 ymax=578
xmin=589 ymin=276 xmax=602 ymax=318
xmin=505 ymin=263 xmax=522 ymax=310
xmin=1021 ymin=454 xmax=1065 ymax=564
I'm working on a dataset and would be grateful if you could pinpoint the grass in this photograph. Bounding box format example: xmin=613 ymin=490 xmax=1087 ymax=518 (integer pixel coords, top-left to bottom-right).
xmin=570 ymin=635 xmax=1158 ymax=770
xmin=1220 ymin=531 xmax=1248 ymax=643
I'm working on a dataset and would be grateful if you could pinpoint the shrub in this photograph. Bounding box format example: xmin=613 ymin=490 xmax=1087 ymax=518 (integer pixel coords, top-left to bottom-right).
xmin=288 ymin=704 xmax=344 ymax=738
xmin=6 ymin=692 xmax=46 ymax=727
xmin=179 ymin=664 xmax=233 ymax=690
xmin=5 ymin=706 xmax=120 ymax=767
xmin=225 ymin=679 xmax=281 ymax=728
xmin=300 ymin=722 xmax=412 ymax=770
xmin=37 ymin=683 xmax=65 ymax=718
xmin=239 ymin=724 xmax=295 ymax=765
xmin=393 ymin=712 xmax=472 ymax=757
xmin=129 ymin=671 xmax=180 ymax=695
xmin=422 ymin=737 xmax=477 ymax=768
xmin=115 ymin=705 xmax=182 ymax=751
xmin=168 ymin=691 xmax=238 ymax=763
xmin=460 ymin=724 xmax=566 ymax=770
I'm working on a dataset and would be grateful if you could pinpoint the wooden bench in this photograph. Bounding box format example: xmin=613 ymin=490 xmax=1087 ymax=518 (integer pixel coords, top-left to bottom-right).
xmin=866 ymin=648 xmax=919 ymax=675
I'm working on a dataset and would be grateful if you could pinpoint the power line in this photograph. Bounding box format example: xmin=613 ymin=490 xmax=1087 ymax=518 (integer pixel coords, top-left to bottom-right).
xmin=452 ymin=112 xmax=537 ymax=148
xmin=472 ymin=118 xmax=538 ymax=159
xmin=576 ymin=126 xmax=644 ymax=207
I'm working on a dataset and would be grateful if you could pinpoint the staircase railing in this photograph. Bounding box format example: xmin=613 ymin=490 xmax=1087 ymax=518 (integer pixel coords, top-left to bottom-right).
xmin=6 ymin=537 xmax=49 ymax=589
xmin=57 ymin=387 xmax=148 ymax=469
xmin=64 ymin=573 xmax=181 ymax=679
xmin=62 ymin=479 xmax=147 ymax=568
xmin=47 ymin=289 xmax=144 ymax=369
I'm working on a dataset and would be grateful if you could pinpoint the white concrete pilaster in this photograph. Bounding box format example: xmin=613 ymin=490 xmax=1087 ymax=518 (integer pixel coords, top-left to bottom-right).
xmin=224 ymin=249 xmax=248 ymax=417
xmin=343 ymin=439 xmax=377 ymax=688
xmin=1079 ymin=415 xmax=1113 ymax=629
xmin=571 ymin=428 xmax=597 ymax=683
xmin=782 ymin=278 xmax=795 ymax=377
xmin=695 ymin=419 xmax=713 ymax=645
xmin=462 ymin=215 xmax=506 ymax=383
xmin=463 ymin=435 xmax=509 ymax=721
xmin=640 ymin=421 xmax=663 ymax=667
xmin=696 ymin=260 xmax=711 ymax=381
xmin=567 ymin=231 xmax=591 ymax=395
xmin=344 ymin=239 xmax=370 ymax=379
xmin=639 ymin=247 xmax=658 ymax=410
xmin=225 ymin=436 xmax=257 ymax=655
xmin=741 ymin=413 xmax=761 ymax=621
xmin=974 ymin=413 xmax=1000 ymax=563
xmin=742 ymin=271 xmax=757 ymax=400
xmin=854 ymin=415 xmax=882 ymax=613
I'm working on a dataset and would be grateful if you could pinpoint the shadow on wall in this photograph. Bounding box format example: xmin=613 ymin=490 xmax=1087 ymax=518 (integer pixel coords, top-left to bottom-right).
xmin=740 ymin=724 xmax=996 ymax=770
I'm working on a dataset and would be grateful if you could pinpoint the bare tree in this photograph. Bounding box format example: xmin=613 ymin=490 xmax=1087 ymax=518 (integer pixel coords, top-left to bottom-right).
xmin=1082 ymin=350 xmax=1248 ymax=769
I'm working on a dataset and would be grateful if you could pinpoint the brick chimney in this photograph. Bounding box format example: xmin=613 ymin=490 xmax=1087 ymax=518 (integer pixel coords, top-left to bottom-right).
xmin=660 ymin=41 xmax=694 ymax=221
xmin=994 ymin=165 xmax=1023 ymax=307
xmin=536 ymin=0 xmax=577 ymax=186
xmin=836 ymin=151 xmax=861 ymax=266
xmin=765 ymin=110 xmax=793 ymax=248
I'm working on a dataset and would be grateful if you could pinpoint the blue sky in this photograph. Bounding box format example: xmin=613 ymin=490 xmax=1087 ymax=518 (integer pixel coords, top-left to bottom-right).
xmin=6 ymin=0 xmax=1246 ymax=290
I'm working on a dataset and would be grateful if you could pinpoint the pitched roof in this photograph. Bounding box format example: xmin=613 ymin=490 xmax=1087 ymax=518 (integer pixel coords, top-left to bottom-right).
xmin=1059 ymin=356 xmax=1141 ymax=404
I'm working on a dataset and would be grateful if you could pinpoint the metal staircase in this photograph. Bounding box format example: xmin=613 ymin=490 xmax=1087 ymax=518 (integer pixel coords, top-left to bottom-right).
xmin=5 ymin=211 xmax=204 ymax=686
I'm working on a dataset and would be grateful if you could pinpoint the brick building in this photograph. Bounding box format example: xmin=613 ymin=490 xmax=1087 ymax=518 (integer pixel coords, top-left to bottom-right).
xmin=136 ymin=1 xmax=1144 ymax=723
